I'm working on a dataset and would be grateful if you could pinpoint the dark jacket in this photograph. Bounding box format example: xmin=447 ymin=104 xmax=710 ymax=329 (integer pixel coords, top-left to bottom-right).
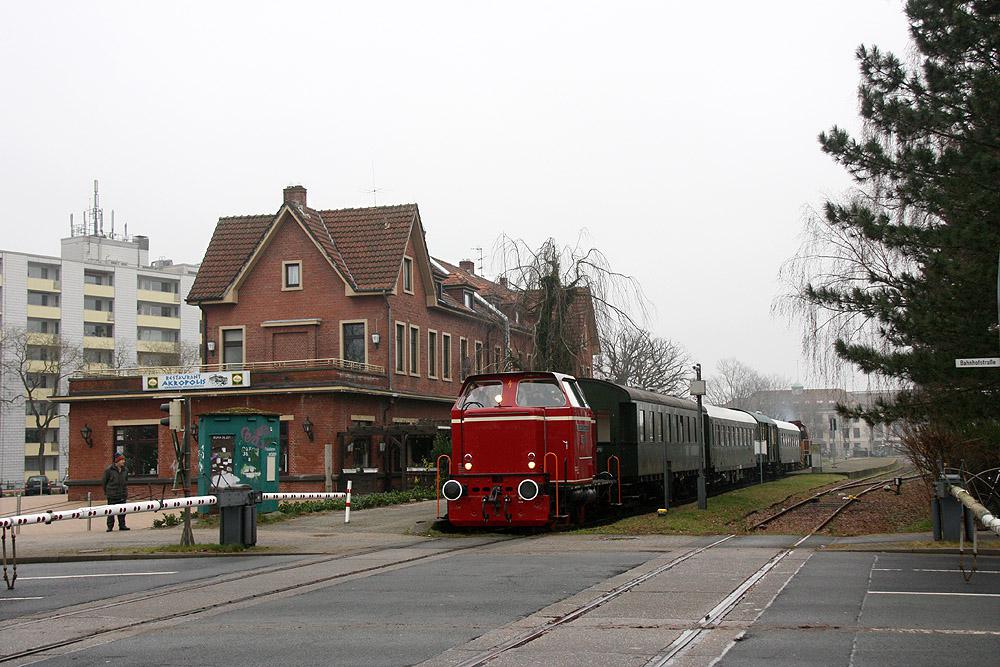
xmin=102 ymin=464 xmax=128 ymax=500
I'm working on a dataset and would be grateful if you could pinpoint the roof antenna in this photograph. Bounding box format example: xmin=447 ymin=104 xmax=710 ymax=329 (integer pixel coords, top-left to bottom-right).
xmin=369 ymin=161 xmax=381 ymax=206
xmin=472 ymin=247 xmax=484 ymax=275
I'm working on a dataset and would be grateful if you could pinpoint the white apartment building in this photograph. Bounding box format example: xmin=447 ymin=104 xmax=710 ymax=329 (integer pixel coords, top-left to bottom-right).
xmin=0 ymin=232 xmax=200 ymax=486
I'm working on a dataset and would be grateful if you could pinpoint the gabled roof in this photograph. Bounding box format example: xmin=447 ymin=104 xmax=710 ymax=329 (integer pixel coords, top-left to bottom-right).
xmin=188 ymin=201 xmax=419 ymax=302
xmin=187 ymin=214 xmax=274 ymax=302
xmin=321 ymin=205 xmax=417 ymax=292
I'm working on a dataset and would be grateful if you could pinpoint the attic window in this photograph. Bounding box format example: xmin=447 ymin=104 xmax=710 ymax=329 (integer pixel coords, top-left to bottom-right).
xmin=464 ymin=291 xmax=474 ymax=309
xmin=402 ymin=257 xmax=413 ymax=294
xmin=283 ymin=261 xmax=302 ymax=290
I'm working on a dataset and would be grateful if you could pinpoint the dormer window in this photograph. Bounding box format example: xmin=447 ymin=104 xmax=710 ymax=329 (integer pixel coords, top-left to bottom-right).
xmin=402 ymin=257 xmax=413 ymax=293
xmin=283 ymin=261 xmax=302 ymax=290
xmin=464 ymin=291 xmax=474 ymax=309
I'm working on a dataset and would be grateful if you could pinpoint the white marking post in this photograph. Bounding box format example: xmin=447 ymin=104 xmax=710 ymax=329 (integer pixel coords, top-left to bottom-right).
xmin=345 ymin=480 xmax=352 ymax=524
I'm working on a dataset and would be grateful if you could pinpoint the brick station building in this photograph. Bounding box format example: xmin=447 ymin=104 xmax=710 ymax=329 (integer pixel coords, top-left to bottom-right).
xmin=60 ymin=186 xmax=598 ymax=501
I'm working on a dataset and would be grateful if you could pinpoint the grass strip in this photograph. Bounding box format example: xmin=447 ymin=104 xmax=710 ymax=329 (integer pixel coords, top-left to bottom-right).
xmin=577 ymin=474 xmax=846 ymax=535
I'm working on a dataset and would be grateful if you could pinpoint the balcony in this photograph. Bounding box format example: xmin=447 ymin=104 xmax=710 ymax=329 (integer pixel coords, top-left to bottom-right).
xmin=137 ymin=289 xmax=180 ymax=305
xmin=83 ymin=336 xmax=115 ymax=350
xmin=84 ymin=309 xmax=115 ymax=323
xmin=26 ymin=332 xmax=59 ymax=346
xmin=83 ymin=283 xmax=115 ymax=298
xmin=27 ymin=277 xmax=60 ymax=292
xmin=137 ymin=340 xmax=179 ymax=354
xmin=77 ymin=356 xmax=386 ymax=379
xmin=26 ymin=304 xmax=60 ymax=319
xmin=137 ymin=314 xmax=180 ymax=329
xmin=24 ymin=442 xmax=61 ymax=457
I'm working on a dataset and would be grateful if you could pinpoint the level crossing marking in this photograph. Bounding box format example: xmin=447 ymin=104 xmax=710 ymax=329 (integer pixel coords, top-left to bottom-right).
xmin=1 ymin=597 xmax=43 ymax=601
xmin=19 ymin=571 xmax=178 ymax=581
xmin=869 ymin=591 xmax=1000 ymax=597
xmin=873 ymin=568 xmax=999 ymax=574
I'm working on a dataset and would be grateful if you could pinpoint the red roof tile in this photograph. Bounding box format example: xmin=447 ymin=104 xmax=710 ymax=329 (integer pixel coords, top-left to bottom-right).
xmin=188 ymin=203 xmax=419 ymax=302
xmin=187 ymin=214 xmax=274 ymax=302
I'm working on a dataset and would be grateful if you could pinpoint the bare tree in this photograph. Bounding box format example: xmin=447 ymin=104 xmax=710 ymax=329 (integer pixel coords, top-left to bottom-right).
xmin=706 ymin=358 xmax=787 ymax=409
xmin=1 ymin=327 xmax=83 ymax=476
xmin=597 ymin=324 xmax=691 ymax=396
xmin=495 ymin=233 xmax=649 ymax=375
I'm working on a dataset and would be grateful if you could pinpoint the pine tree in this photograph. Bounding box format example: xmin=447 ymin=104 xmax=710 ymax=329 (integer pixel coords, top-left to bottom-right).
xmin=790 ymin=1 xmax=1000 ymax=467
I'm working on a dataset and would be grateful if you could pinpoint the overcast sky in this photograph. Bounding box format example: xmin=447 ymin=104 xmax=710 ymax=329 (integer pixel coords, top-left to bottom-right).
xmin=0 ymin=1 xmax=913 ymax=388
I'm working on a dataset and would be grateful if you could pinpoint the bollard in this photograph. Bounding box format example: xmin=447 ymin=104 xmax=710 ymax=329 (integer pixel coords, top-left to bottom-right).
xmin=15 ymin=494 xmax=21 ymax=536
xmin=345 ymin=480 xmax=352 ymax=524
xmin=86 ymin=491 xmax=93 ymax=531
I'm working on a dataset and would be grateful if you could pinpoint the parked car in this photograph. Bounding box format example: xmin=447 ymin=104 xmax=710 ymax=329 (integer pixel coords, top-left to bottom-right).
xmin=24 ymin=475 xmax=51 ymax=495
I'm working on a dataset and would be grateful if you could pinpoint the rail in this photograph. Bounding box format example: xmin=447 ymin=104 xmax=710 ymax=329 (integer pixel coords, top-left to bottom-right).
xmin=949 ymin=485 xmax=1000 ymax=536
xmin=73 ymin=356 xmax=386 ymax=378
xmin=435 ymin=454 xmax=452 ymax=517
xmin=543 ymin=452 xmax=560 ymax=520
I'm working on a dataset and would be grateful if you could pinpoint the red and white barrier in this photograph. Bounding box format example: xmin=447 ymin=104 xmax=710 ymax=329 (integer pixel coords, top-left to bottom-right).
xmin=0 ymin=484 xmax=358 ymax=529
xmin=261 ymin=480 xmax=353 ymax=523
xmin=0 ymin=496 xmax=218 ymax=529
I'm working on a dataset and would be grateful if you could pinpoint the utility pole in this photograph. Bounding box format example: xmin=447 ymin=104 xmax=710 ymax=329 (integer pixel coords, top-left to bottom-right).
xmin=690 ymin=364 xmax=707 ymax=510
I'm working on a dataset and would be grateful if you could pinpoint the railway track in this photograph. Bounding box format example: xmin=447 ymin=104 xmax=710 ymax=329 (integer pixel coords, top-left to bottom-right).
xmin=0 ymin=535 xmax=524 ymax=664
xmin=748 ymin=468 xmax=919 ymax=532
xmin=451 ymin=481 xmax=891 ymax=667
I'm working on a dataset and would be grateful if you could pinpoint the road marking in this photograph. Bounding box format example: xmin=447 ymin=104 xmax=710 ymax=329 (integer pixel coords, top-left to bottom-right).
xmin=874 ymin=568 xmax=999 ymax=574
xmin=1 ymin=596 xmax=43 ymax=601
xmin=19 ymin=571 xmax=178 ymax=581
xmin=869 ymin=591 xmax=1000 ymax=597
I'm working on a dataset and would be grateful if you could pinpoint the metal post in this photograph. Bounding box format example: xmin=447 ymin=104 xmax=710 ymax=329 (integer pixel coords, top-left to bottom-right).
xmin=324 ymin=444 xmax=333 ymax=493
xmin=15 ymin=494 xmax=21 ymax=535
xmin=180 ymin=398 xmax=194 ymax=546
xmin=86 ymin=491 xmax=92 ymax=531
xmin=694 ymin=364 xmax=707 ymax=510
xmin=661 ymin=427 xmax=670 ymax=510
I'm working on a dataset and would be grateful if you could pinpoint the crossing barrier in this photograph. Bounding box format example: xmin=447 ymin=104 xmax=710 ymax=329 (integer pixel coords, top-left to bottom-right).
xmin=949 ymin=485 xmax=1000 ymax=536
xmin=1 ymin=481 xmax=353 ymax=590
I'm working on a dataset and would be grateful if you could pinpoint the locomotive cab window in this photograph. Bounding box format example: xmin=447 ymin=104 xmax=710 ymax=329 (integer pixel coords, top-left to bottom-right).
xmin=459 ymin=381 xmax=503 ymax=408
xmin=515 ymin=380 xmax=567 ymax=408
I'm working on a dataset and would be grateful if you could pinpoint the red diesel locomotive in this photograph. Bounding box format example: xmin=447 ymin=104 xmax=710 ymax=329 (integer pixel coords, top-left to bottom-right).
xmin=441 ymin=371 xmax=604 ymax=527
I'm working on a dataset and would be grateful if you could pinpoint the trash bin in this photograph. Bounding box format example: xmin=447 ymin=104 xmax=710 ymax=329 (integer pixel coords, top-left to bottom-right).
xmin=215 ymin=484 xmax=259 ymax=547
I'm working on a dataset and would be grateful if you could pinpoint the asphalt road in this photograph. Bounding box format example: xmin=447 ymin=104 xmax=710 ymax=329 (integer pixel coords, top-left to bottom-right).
xmin=3 ymin=539 xmax=998 ymax=666
xmin=719 ymin=551 xmax=1000 ymax=666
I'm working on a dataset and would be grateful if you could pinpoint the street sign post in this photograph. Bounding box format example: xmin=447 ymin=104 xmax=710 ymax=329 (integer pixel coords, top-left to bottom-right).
xmin=955 ymin=358 xmax=1000 ymax=368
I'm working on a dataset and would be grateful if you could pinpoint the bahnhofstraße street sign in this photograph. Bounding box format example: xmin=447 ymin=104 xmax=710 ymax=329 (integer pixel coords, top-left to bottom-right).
xmin=955 ymin=357 xmax=1000 ymax=368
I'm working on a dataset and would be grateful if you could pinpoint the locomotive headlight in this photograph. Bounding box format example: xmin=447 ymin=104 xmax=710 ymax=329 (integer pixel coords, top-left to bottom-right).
xmin=463 ymin=453 xmax=473 ymax=471
xmin=528 ymin=461 xmax=536 ymax=470
xmin=442 ymin=479 xmax=464 ymax=501
xmin=517 ymin=479 xmax=540 ymax=501
xmin=527 ymin=451 xmax=536 ymax=470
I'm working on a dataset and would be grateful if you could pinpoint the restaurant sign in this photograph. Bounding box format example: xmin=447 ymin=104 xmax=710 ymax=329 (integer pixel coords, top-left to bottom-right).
xmin=143 ymin=371 xmax=250 ymax=391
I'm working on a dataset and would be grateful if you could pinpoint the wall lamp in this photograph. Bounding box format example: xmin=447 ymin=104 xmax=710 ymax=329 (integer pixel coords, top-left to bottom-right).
xmin=80 ymin=424 xmax=94 ymax=448
xmin=371 ymin=332 xmax=381 ymax=345
xmin=302 ymin=416 xmax=315 ymax=442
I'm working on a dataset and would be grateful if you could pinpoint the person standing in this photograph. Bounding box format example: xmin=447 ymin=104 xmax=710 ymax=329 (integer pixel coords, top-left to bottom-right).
xmin=103 ymin=453 xmax=130 ymax=532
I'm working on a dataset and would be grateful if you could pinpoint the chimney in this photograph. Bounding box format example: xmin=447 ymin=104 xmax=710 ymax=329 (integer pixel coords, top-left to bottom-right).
xmin=459 ymin=260 xmax=475 ymax=275
xmin=498 ymin=276 xmax=508 ymax=288
xmin=283 ymin=185 xmax=307 ymax=208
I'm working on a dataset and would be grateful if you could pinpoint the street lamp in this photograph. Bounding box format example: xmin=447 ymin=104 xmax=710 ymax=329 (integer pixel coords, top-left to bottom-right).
xmin=80 ymin=424 xmax=94 ymax=448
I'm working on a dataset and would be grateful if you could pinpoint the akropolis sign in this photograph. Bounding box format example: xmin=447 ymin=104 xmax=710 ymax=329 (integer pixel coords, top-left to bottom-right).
xmin=142 ymin=371 xmax=250 ymax=391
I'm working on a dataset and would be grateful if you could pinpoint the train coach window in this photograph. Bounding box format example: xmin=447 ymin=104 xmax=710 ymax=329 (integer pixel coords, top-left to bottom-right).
xmin=516 ymin=380 xmax=567 ymax=408
xmin=460 ymin=381 xmax=503 ymax=408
